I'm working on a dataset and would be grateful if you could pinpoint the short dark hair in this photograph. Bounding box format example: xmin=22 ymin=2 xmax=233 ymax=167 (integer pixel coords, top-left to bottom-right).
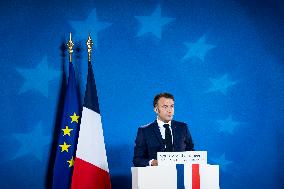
xmin=153 ymin=93 xmax=174 ymax=107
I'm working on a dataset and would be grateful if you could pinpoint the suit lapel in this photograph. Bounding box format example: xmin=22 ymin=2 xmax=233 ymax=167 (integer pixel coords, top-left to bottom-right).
xmin=152 ymin=121 xmax=164 ymax=146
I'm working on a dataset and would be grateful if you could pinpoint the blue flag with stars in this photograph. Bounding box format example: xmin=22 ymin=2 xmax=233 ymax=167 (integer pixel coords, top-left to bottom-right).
xmin=52 ymin=62 xmax=81 ymax=189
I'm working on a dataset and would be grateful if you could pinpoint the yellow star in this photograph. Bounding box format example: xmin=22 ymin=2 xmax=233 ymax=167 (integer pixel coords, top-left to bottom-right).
xmin=67 ymin=156 xmax=74 ymax=167
xmin=62 ymin=126 xmax=73 ymax=136
xmin=59 ymin=142 xmax=71 ymax=152
xmin=70 ymin=112 xmax=80 ymax=123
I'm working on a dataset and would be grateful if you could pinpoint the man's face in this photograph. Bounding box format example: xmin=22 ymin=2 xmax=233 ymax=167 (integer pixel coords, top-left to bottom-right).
xmin=155 ymin=97 xmax=174 ymax=123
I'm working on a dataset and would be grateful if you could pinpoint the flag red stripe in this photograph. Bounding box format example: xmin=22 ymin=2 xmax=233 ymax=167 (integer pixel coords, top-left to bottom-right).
xmin=192 ymin=164 xmax=200 ymax=189
xmin=71 ymin=157 xmax=111 ymax=189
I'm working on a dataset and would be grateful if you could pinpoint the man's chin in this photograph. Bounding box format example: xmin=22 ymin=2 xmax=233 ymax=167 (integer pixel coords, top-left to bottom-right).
xmin=165 ymin=117 xmax=173 ymax=122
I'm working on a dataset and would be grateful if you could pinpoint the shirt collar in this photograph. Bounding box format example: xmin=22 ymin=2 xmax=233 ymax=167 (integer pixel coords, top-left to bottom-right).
xmin=156 ymin=118 xmax=171 ymax=128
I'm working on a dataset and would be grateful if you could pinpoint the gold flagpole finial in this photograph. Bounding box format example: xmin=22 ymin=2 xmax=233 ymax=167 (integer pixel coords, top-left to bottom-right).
xmin=86 ymin=34 xmax=93 ymax=62
xmin=67 ymin=32 xmax=74 ymax=62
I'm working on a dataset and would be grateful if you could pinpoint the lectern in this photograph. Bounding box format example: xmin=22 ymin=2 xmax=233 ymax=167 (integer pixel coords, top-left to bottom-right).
xmin=131 ymin=151 xmax=220 ymax=189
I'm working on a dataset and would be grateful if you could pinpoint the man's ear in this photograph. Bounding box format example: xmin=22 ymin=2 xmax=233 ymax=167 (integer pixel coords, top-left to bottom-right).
xmin=154 ymin=107 xmax=158 ymax=113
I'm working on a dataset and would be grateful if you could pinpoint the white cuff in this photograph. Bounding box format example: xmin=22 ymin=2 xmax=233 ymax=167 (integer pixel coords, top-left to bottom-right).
xmin=149 ymin=159 xmax=154 ymax=166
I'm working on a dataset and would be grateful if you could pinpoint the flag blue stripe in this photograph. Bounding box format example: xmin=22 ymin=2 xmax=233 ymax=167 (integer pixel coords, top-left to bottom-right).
xmin=176 ymin=164 xmax=185 ymax=189
xmin=84 ymin=61 xmax=100 ymax=113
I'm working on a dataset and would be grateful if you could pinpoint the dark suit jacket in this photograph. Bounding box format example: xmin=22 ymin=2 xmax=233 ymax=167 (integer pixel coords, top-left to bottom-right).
xmin=133 ymin=120 xmax=194 ymax=167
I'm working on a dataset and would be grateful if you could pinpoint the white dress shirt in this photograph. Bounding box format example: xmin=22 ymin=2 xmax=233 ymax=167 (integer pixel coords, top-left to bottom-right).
xmin=157 ymin=118 xmax=173 ymax=141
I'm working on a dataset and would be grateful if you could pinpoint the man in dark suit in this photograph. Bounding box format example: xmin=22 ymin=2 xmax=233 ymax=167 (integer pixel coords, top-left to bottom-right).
xmin=133 ymin=93 xmax=194 ymax=167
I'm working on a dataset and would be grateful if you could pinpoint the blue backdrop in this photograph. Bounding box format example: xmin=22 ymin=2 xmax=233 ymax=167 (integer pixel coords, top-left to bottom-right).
xmin=0 ymin=0 xmax=283 ymax=188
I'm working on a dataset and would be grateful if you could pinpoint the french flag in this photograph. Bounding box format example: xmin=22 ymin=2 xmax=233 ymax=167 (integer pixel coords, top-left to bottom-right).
xmin=71 ymin=61 xmax=111 ymax=189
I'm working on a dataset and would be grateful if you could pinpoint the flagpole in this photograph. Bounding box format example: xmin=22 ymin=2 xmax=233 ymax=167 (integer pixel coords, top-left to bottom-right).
xmin=86 ymin=34 xmax=93 ymax=62
xmin=67 ymin=32 xmax=74 ymax=62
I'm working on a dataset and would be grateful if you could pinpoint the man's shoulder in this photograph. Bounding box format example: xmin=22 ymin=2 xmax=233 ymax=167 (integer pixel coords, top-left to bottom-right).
xmin=139 ymin=121 xmax=157 ymax=129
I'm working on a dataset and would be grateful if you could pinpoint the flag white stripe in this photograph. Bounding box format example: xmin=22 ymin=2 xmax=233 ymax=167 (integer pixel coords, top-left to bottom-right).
xmin=184 ymin=164 xmax=193 ymax=189
xmin=75 ymin=107 xmax=109 ymax=172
